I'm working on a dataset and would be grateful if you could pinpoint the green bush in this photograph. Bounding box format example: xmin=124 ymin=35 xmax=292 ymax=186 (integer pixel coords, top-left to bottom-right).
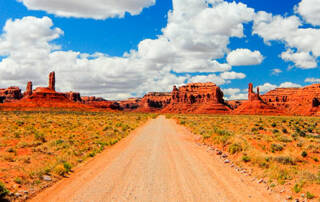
xmin=293 ymin=183 xmax=302 ymax=193
xmin=242 ymin=155 xmax=250 ymax=163
xmin=271 ymin=144 xmax=283 ymax=152
xmin=228 ymin=143 xmax=242 ymax=154
xmin=0 ymin=182 xmax=9 ymax=197
xmin=301 ymin=151 xmax=308 ymax=158
xmin=306 ymin=192 xmax=314 ymax=199
xmin=54 ymin=164 xmax=66 ymax=176
xmin=63 ymin=162 xmax=72 ymax=173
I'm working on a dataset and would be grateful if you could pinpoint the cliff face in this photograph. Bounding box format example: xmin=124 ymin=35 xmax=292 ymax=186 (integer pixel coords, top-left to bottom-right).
xmin=137 ymin=92 xmax=171 ymax=112
xmin=163 ymin=82 xmax=231 ymax=114
xmin=0 ymin=87 xmax=23 ymax=103
xmin=261 ymin=84 xmax=320 ymax=115
xmin=233 ymin=83 xmax=283 ymax=115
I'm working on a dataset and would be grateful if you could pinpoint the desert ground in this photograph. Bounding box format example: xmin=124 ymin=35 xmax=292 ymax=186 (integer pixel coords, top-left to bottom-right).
xmin=1 ymin=112 xmax=319 ymax=201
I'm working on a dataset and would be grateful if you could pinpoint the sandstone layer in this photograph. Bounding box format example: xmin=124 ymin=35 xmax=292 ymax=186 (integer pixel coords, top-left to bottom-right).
xmin=261 ymin=84 xmax=320 ymax=116
xmin=163 ymin=82 xmax=231 ymax=114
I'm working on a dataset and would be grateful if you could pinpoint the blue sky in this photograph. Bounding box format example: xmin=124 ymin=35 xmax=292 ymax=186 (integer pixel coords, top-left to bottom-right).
xmin=0 ymin=0 xmax=320 ymax=100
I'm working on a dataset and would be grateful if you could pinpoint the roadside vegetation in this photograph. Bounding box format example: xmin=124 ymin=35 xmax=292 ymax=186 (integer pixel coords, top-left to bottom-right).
xmin=0 ymin=111 xmax=151 ymax=200
xmin=170 ymin=114 xmax=320 ymax=199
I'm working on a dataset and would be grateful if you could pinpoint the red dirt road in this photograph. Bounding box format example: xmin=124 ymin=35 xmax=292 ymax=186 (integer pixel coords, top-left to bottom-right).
xmin=30 ymin=116 xmax=281 ymax=202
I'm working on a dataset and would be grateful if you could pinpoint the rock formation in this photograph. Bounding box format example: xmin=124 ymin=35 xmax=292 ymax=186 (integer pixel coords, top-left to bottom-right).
xmin=65 ymin=92 xmax=81 ymax=102
xmin=82 ymin=96 xmax=120 ymax=110
xmin=49 ymin=72 xmax=55 ymax=91
xmin=261 ymin=84 xmax=320 ymax=115
xmin=118 ymin=98 xmax=141 ymax=110
xmin=137 ymin=92 xmax=171 ymax=112
xmin=163 ymin=82 xmax=231 ymax=114
xmin=233 ymin=83 xmax=283 ymax=115
xmin=24 ymin=81 xmax=33 ymax=96
xmin=0 ymin=87 xmax=23 ymax=103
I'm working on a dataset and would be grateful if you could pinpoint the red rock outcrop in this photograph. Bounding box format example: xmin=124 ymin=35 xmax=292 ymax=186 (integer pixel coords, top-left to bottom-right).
xmin=49 ymin=72 xmax=55 ymax=91
xmin=0 ymin=87 xmax=23 ymax=103
xmin=1 ymin=72 xmax=92 ymax=110
xmin=261 ymin=84 xmax=320 ymax=115
xmin=163 ymin=82 xmax=231 ymax=114
xmin=233 ymin=83 xmax=283 ymax=115
xmin=226 ymin=100 xmax=246 ymax=110
xmin=137 ymin=92 xmax=171 ymax=112
xmin=24 ymin=81 xmax=33 ymax=96
xmin=118 ymin=98 xmax=141 ymax=110
xmin=81 ymin=96 xmax=120 ymax=110
xmin=65 ymin=92 xmax=81 ymax=102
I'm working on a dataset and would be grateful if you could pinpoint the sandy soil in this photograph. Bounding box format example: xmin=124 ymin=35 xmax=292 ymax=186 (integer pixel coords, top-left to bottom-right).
xmin=30 ymin=116 xmax=282 ymax=202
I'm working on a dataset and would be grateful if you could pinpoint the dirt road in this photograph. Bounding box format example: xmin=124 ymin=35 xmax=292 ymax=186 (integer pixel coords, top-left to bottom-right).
xmin=31 ymin=116 xmax=281 ymax=202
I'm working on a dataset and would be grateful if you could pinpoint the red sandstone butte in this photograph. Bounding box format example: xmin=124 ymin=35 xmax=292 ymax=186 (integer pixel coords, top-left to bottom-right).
xmin=233 ymin=83 xmax=283 ymax=115
xmin=261 ymin=83 xmax=320 ymax=116
xmin=118 ymin=98 xmax=141 ymax=111
xmin=0 ymin=87 xmax=23 ymax=103
xmin=162 ymin=82 xmax=231 ymax=114
xmin=0 ymin=72 xmax=92 ymax=110
xmin=137 ymin=92 xmax=171 ymax=112
xmin=81 ymin=96 xmax=120 ymax=110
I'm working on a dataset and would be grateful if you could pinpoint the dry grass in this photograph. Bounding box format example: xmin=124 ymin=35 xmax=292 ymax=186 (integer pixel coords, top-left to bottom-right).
xmin=0 ymin=111 xmax=152 ymax=199
xmin=170 ymin=114 xmax=320 ymax=199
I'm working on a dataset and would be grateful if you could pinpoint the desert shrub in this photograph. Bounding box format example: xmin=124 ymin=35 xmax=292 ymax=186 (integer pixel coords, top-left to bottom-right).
xmin=293 ymin=183 xmax=302 ymax=193
xmin=180 ymin=120 xmax=186 ymax=125
xmin=14 ymin=177 xmax=22 ymax=184
xmin=273 ymin=156 xmax=295 ymax=165
xmin=276 ymin=169 xmax=292 ymax=184
xmin=271 ymin=144 xmax=283 ymax=152
xmin=34 ymin=132 xmax=46 ymax=142
xmin=271 ymin=123 xmax=277 ymax=127
xmin=56 ymin=139 xmax=64 ymax=145
xmin=228 ymin=143 xmax=242 ymax=154
xmin=88 ymin=151 xmax=96 ymax=157
xmin=272 ymin=129 xmax=279 ymax=134
xmin=54 ymin=164 xmax=66 ymax=176
xmin=278 ymin=136 xmax=292 ymax=143
xmin=282 ymin=128 xmax=288 ymax=133
xmin=63 ymin=162 xmax=72 ymax=173
xmin=306 ymin=192 xmax=314 ymax=199
xmin=242 ymin=155 xmax=250 ymax=163
xmin=151 ymin=114 xmax=158 ymax=119
xmin=0 ymin=182 xmax=9 ymax=197
xmin=301 ymin=151 xmax=308 ymax=158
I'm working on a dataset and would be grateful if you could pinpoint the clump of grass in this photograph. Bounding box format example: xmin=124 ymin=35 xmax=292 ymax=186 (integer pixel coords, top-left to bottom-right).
xmin=271 ymin=143 xmax=283 ymax=152
xmin=242 ymin=155 xmax=250 ymax=163
xmin=63 ymin=162 xmax=72 ymax=173
xmin=0 ymin=182 xmax=9 ymax=198
xmin=293 ymin=183 xmax=302 ymax=193
xmin=306 ymin=192 xmax=315 ymax=199
xmin=273 ymin=156 xmax=296 ymax=165
xmin=14 ymin=177 xmax=22 ymax=184
xmin=54 ymin=164 xmax=66 ymax=176
xmin=228 ymin=143 xmax=242 ymax=154
xmin=301 ymin=151 xmax=308 ymax=158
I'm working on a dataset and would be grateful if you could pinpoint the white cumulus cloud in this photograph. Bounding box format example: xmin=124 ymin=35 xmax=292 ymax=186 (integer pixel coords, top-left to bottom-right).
xmin=18 ymin=0 xmax=156 ymax=19
xmin=253 ymin=11 xmax=320 ymax=69
xmin=281 ymin=49 xmax=317 ymax=69
xmin=296 ymin=0 xmax=320 ymax=26
xmin=227 ymin=49 xmax=264 ymax=66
